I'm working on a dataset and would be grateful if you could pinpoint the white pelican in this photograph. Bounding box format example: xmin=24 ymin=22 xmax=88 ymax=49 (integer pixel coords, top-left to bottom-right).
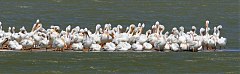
xmin=71 ymin=29 xmax=84 ymax=43
xmin=103 ymin=42 xmax=116 ymax=51
xmin=169 ymin=27 xmax=180 ymax=51
xmin=8 ymin=40 xmax=22 ymax=50
xmin=32 ymin=32 xmax=42 ymax=48
xmin=38 ymin=35 xmax=49 ymax=51
xmin=0 ymin=38 xmax=9 ymax=49
xmin=11 ymin=27 xmax=21 ymax=42
xmin=217 ymin=37 xmax=227 ymax=49
xmin=20 ymin=38 xmax=34 ymax=51
xmin=143 ymin=42 xmax=153 ymax=50
xmin=82 ymin=28 xmax=95 ymax=52
xmin=71 ymin=42 xmax=83 ymax=51
xmin=135 ymin=23 xmax=147 ymax=44
xmin=116 ymin=42 xmax=131 ymax=51
xmin=132 ymin=42 xmax=143 ymax=51
xmin=90 ymin=44 xmax=101 ymax=51
xmin=63 ymin=25 xmax=72 ymax=49
xmin=178 ymin=26 xmax=188 ymax=50
xmin=52 ymin=38 xmax=66 ymax=51
xmin=90 ymin=24 xmax=101 ymax=44
xmin=191 ymin=26 xmax=197 ymax=35
xmin=19 ymin=26 xmax=27 ymax=39
xmin=216 ymin=25 xmax=227 ymax=49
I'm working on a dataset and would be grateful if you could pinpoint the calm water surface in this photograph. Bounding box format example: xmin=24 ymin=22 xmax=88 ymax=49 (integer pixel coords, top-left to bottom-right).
xmin=0 ymin=52 xmax=239 ymax=73
xmin=0 ymin=0 xmax=239 ymax=73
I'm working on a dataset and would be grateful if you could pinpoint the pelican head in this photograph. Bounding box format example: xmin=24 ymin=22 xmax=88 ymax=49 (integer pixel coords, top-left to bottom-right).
xmin=138 ymin=23 xmax=141 ymax=27
xmin=96 ymin=24 xmax=101 ymax=29
xmin=192 ymin=26 xmax=196 ymax=31
xmin=20 ymin=26 xmax=26 ymax=31
xmin=142 ymin=23 xmax=145 ymax=28
xmin=159 ymin=25 xmax=165 ymax=31
xmin=55 ymin=26 xmax=60 ymax=32
xmin=155 ymin=21 xmax=160 ymax=25
xmin=117 ymin=25 xmax=123 ymax=30
xmin=125 ymin=27 xmax=129 ymax=32
xmin=12 ymin=27 xmax=15 ymax=30
xmin=84 ymin=28 xmax=89 ymax=36
xmin=66 ymin=25 xmax=71 ymax=32
xmin=179 ymin=26 xmax=184 ymax=31
xmin=217 ymin=25 xmax=222 ymax=31
xmin=36 ymin=19 xmax=40 ymax=23
xmin=8 ymin=27 xmax=11 ymax=31
xmin=200 ymin=28 xmax=205 ymax=33
xmin=80 ymin=29 xmax=84 ymax=33
xmin=171 ymin=27 xmax=178 ymax=34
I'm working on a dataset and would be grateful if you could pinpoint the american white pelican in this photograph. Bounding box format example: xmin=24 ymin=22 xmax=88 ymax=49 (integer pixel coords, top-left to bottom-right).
xmin=64 ymin=25 xmax=72 ymax=49
xmin=143 ymin=42 xmax=153 ymax=50
xmin=132 ymin=42 xmax=143 ymax=51
xmin=8 ymin=40 xmax=22 ymax=50
xmin=71 ymin=42 xmax=83 ymax=51
xmin=191 ymin=26 xmax=197 ymax=35
xmin=169 ymin=27 xmax=180 ymax=51
xmin=0 ymin=38 xmax=9 ymax=49
xmin=216 ymin=25 xmax=227 ymax=49
xmin=82 ymin=28 xmax=95 ymax=52
xmin=19 ymin=26 xmax=28 ymax=39
xmin=11 ymin=27 xmax=21 ymax=42
xmin=217 ymin=37 xmax=227 ymax=49
xmin=103 ymin=42 xmax=116 ymax=51
xmin=20 ymin=38 xmax=34 ymax=51
xmin=32 ymin=32 xmax=42 ymax=48
xmin=52 ymin=36 xmax=66 ymax=51
xmin=116 ymin=42 xmax=131 ymax=51
xmin=178 ymin=26 xmax=188 ymax=50
xmin=90 ymin=44 xmax=101 ymax=51
xmin=135 ymin=23 xmax=147 ymax=44
xmin=38 ymin=36 xmax=49 ymax=51
xmin=100 ymin=24 xmax=113 ymax=46
xmin=90 ymin=24 xmax=101 ymax=44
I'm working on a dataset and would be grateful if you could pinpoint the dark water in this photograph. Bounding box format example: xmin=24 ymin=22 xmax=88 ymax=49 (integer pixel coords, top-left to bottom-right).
xmin=0 ymin=52 xmax=239 ymax=73
xmin=0 ymin=0 xmax=239 ymax=73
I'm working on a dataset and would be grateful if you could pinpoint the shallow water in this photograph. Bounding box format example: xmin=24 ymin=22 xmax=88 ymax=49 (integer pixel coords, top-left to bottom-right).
xmin=0 ymin=0 xmax=239 ymax=73
xmin=0 ymin=52 xmax=239 ymax=73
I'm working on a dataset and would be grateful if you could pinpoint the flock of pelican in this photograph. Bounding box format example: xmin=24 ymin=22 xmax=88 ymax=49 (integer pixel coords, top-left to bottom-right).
xmin=0 ymin=20 xmax=227 ymax=52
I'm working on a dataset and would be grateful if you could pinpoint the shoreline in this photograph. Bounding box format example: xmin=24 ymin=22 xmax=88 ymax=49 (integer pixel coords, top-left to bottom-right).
xmin=0 ymin=48 xmax=238 ymax=52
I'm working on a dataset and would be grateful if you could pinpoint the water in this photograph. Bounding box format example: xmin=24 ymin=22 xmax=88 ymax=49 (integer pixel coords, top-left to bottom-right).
xmin=0 ymin=52 xmax=239 ymax=73
xmin=0 ymin=0 xmax=239 ymax=73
